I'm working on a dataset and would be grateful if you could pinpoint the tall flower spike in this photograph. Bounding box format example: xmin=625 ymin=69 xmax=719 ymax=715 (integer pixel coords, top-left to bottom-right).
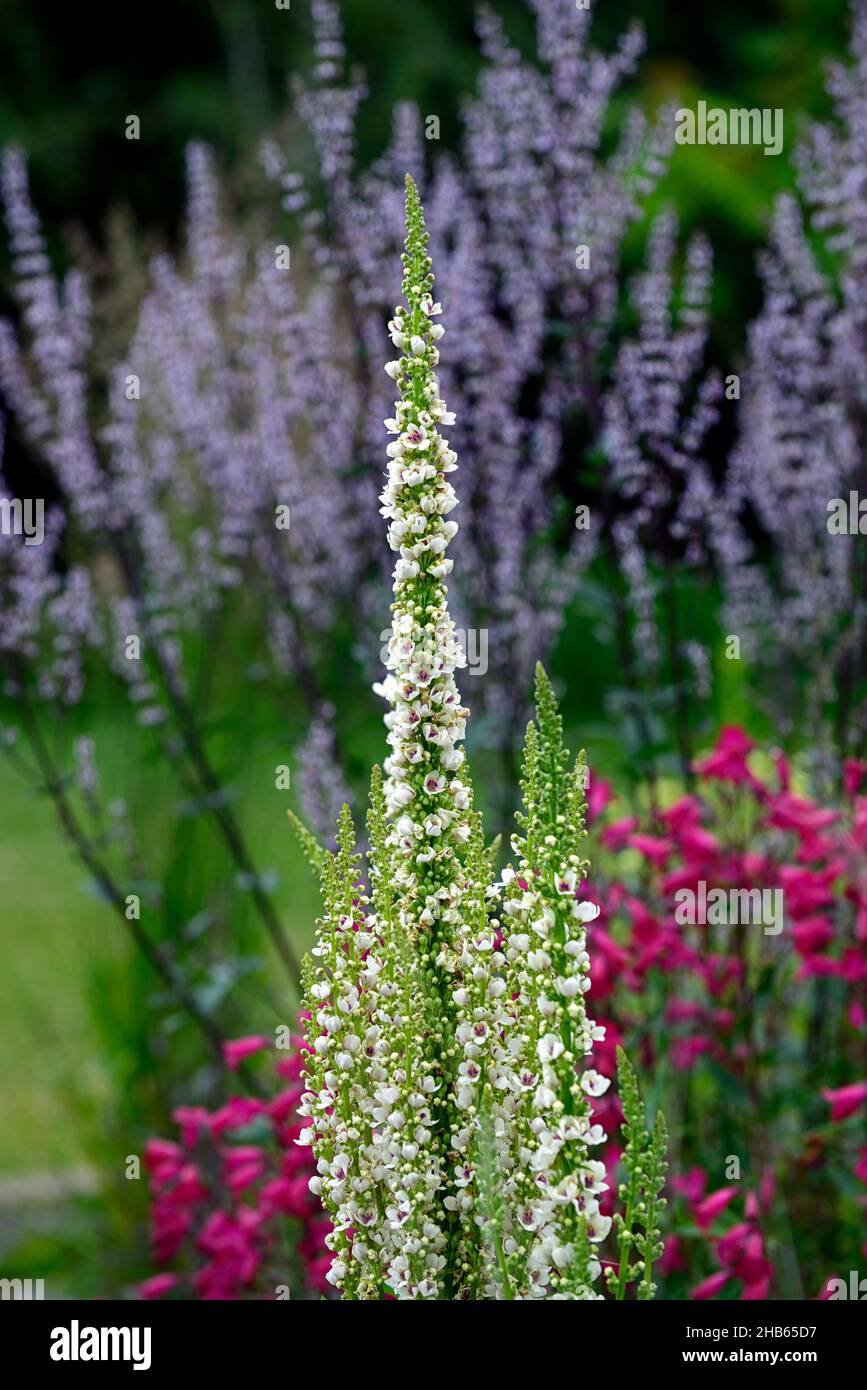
xmin=302 ymin=176 xmax=474 ymax=1300
xmin=298 ymin=177 xmax=664 ymax=1301
xmin=376 ymin=173 xmax=466 ymax=838
xmin=496 ymin=663 xmax=611 ymax=1299
xmin=373 ymin=174 xmax=475 ymax=1297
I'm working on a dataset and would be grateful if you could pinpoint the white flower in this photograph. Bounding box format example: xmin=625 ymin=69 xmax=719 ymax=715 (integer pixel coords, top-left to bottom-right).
xmin=586 ymin=1213 xmax=612 ymax=1243
xmin=528 ymin=949 xmax=551 ymax=972
xmin=401 ymin=424 xmax=428 ymax=450
xmin=580 ymin=1069 xmax=611 ymax=1097
xmin=556 ymin=975 xmax=582 ymax=997
xmin=574 ymin=900 xmax=601 ymax=923
xmin=538 ymin=1033 xmax=565 ymax=1062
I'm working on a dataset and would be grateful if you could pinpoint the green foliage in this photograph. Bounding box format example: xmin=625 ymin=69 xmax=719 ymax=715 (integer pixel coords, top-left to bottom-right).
xmin=514 ymin=663 xmax=590 ymax=881
xmin=608 ymin=1045 xmax=669 ymax=1300
xmin=286 ymin=808 xmax=326 ymax=876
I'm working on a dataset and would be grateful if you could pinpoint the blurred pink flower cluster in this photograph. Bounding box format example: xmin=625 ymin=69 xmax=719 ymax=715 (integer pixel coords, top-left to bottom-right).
xmin=139 ymin=1035 xmax=330 ymax=1300
xmin=138 ymin=727 xmax=867 ymax=1300
xmin=583 ymin=727 xmax=867 ymax=1299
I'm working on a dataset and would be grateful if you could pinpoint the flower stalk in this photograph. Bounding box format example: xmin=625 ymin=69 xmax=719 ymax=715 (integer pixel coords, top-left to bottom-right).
xmin=296 ymin=175 xmax=665 ymax=1300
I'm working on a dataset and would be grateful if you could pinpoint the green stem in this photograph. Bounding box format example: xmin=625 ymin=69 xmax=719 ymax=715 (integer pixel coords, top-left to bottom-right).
xmin=616 ymin=1177 xmax=639 ymax=1300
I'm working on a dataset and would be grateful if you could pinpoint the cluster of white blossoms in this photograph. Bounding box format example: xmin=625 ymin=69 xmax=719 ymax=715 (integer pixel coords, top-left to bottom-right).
xmin=491 ymin=703 xmax=614 ymax=1299
xmin=295 ymin=177 xmax=665 ymax=1301
xmin=298 ymin=176 xmax=479 ymax=1299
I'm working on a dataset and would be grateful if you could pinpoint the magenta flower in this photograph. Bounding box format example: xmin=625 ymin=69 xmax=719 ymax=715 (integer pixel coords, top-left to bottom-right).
xmin=223 ymin=1035 xmax=271 ymax=1070
xmin=844 ymin=760 xmax=867 ymax=798
xmin=822 ymin=1081 xmax=867 ymax=1122
xmin=140 ymin=1030 xmax=329 ymax=1300
xmin=693 ymin=1187 xmax=738 ymax=1230
xmin=694 ymin=726 xmax=762 ymax=791
xmin=139 ymin=1273 xmax=180 ymax=1300
xmin=690 ymin=1271 xmax=731 ymax=1300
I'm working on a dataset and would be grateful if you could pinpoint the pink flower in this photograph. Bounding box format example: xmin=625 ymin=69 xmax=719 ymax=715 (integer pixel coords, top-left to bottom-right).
xmin=150 ymin=1207 xmax=194 ymax=1263
xmin=143 ymin=1140 xmax=184 ymax=1190
xmin=260 ymin=1175 xmax=310 ymax=1217
xmin=586 ymin=777 xmax=614 ymax=822
xmin=740 ymin=1275 xmax=772 ymax=1300
xmin=268 ymin=1088 xmax=303 ymax=1122
xmin=139 ymin=1273 xmax=180 ymax=1300
xmin=792 ymin=917 xmax=833 ymax=956
xmin=666 ymin=1000 xmax=704 ymax=1024
xmin=208 ymin=1097 xmax=267 ymax=1136
xmin=627 ymin=833 xmax=673 ymax=867
xmin=223 ymin=1146 xmax=267 ymax=1193
xmin=141 ymin=1028 xmax=331 ymax=1300
xmin=690 ymin=1271 xmax=731 ymax=1300
xmin=144 ymin=1139 xmax=183 ymax=1168
xmin=822 ymin=1081 xmax=867 ymax=1122
xmin=168 ymin=1163 xmax=209 ymax=1206
xmin=679 ymin=826 xmax=720 ymax=858
xmin=844 ymin=760 xmax=867 ymax=798
xmin=673 ymin=1167 xmax=707 ymax=1203
xmin=172 ymin=1106 xmax=210 ymax=1148
xmin=659 ymin=1233 xmax=685 ymax=1275
xmin=731 ymin=1232 xmax=773 ymax=1288
xmin=276 ymin=1044 xmax=306 ymax=1079
xmin=716 ymin=1222 xmax=751 ymax=1266
xmin=767 ymin=793 xmax=837 ymax=836
xmin=671 ymin=1036 xmax=715 ymax=1070
xmin=694 ymin=726 xmax=762 ymax=790
xmin=850 ymin=1001 xmax=867 ymax=1031
xmin=602 ymin=816 xmax=638 ymax=850
xmin=772 ymin=748 xmax=791 ymax=792
xmin=660 ymin=796 xmax=703 ymax=832
xmin=223 ymin=1035 xmax=271 ymax=1071
xmin=694 ymin=1187 xmax=738 ymax=1230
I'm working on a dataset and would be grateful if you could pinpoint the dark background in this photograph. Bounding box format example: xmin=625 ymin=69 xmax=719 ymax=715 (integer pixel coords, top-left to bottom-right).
xmin=0 ymin=0 xmax=852 ymax=344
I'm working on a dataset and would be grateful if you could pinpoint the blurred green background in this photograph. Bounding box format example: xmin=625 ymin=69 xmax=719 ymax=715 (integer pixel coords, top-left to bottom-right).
xmin=0 ymin=0 xmax=852 ymax=346
xmin=0 ymin=0 xmax=854 ymax=1295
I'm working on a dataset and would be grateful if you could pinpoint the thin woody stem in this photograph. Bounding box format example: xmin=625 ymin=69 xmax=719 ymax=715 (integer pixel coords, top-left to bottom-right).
xmin=115 ymin=538 xmax=302 ymax=990
xmin=15 ymin=688 xmax=262 ymax=1092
